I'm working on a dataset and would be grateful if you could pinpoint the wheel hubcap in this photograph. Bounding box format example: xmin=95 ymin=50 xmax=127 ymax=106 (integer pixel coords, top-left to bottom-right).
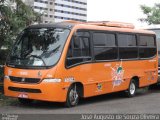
xmin=130 ymin=82 xmax=135 ymax=95
xmin=69 ymin=89 xmax=78 ymax=106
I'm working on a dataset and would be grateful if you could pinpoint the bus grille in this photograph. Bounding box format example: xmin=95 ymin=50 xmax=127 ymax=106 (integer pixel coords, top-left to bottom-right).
xmin=9 ymin=76 xmax=41 ymax=84
xmin=8 ymin=87 xmax=41 ymax=93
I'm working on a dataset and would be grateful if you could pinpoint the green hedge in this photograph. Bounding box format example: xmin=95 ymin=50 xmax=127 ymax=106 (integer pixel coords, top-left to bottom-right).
xmin=0 ymin=49 xmax=8 ymax=93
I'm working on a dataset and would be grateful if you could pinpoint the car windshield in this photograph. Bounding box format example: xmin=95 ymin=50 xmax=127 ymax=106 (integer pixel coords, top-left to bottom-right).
xmin=7 ymin=27 xmax=70 ymax=68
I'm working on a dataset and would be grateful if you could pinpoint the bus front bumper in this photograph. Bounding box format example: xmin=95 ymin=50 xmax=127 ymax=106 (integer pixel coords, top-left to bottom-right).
xmin=4 ymin=78 xmax=68 ymax=102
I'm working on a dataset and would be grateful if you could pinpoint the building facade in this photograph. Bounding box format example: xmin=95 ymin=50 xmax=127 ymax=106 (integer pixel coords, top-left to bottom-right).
xmin=23 ymin=0 xmax=87 ymax=23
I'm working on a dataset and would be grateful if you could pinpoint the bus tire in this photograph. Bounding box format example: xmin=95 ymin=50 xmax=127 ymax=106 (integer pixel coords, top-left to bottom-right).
xmin=65 ymin=84 xmax=79 ymax=107
xmin=125 ymin=79 xmax=137 ymax=97
xmin=18 ymin=98 xmax=33 ymax=105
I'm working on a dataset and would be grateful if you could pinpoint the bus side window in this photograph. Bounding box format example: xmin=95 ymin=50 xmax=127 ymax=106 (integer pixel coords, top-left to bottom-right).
xmin=93 ymin=32 xmax=117 ymax=60
xmin=118 ymin=34 xmax=138 ymax=59
xmin=66 ymin=31 xmax=91 ymax=67
xmin=139 ymin=35 xmax=156 ymax=58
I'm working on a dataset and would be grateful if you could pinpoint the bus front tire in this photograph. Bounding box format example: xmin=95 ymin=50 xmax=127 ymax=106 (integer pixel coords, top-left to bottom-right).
xmin=125 ymin=79 xmax=137 ymax=97
xmin=65 ymin=85 xmax=79 ymax=107
xmin=18 ymin=98 xmax=33 ymax=105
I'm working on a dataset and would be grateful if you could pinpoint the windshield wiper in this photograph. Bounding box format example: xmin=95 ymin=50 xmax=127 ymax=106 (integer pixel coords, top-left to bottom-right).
xmin=28 ymin=55 xmax=47 ymax=67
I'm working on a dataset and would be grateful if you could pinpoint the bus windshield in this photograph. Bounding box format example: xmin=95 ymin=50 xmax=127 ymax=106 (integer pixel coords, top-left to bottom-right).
xmin=7 ymin=28 xmax=70 ymax=68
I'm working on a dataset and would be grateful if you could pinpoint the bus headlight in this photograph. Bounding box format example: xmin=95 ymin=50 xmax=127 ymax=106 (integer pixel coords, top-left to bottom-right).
xmin=4 ymin=75 xmax=9 ymax=79
xmin=42 ymin=78 xmax=61 ymax=83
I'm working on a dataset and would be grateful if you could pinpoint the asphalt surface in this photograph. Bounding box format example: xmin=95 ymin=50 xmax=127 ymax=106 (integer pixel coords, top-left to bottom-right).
xmin=0 ymin=85 xmax=160 ymax=120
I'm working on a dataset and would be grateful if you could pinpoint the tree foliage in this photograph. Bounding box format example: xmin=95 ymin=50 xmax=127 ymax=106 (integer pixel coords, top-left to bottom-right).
xmin=0 ymin=0 xmax=41 ymax=49
xmin=140 ymin=3 xmax=160 ymax=24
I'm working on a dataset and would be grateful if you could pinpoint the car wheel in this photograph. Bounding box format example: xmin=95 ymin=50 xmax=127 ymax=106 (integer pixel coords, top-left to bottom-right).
xmin=65 ymin=84 xmax=79 ymax=107
xmin=125 ymin=79 xmax=137 ymax=97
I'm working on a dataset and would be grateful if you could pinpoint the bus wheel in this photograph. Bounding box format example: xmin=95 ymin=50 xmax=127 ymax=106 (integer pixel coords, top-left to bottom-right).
xmin=125 ymin=79 xmax=137 ymax=97
xmin=18 ymin=98 xmax=33 ymax=105
xmin=65 ymin=84 xmax=79 ymax=107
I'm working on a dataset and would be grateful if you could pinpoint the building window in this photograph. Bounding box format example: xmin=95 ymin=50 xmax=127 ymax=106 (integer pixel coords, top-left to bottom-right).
xmin=54 ymin=3 xmax=87 ymax=11
xmin=54 ymin=9 xmax=87 ymax=16
xmin=50 ymin=15 xmax=53 ymax=18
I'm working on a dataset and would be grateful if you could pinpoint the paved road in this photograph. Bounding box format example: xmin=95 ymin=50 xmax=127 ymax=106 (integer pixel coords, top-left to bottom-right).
xmin=0 ymin=85 xmax=160 ymax=120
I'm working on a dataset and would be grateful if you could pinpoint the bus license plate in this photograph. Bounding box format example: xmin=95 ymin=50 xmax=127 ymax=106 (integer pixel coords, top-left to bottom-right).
xmin=18 ymin=93 xmax=28 ymax=98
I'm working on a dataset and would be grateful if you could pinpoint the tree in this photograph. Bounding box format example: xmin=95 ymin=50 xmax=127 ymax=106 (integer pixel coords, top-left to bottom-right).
xmin=0 ymin=0 xmax=41 ymax=49
xmin=140 ymin=3 xmax=160 ymax=24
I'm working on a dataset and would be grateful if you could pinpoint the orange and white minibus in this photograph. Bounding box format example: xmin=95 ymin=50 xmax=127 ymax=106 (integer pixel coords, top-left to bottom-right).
xmin=4 ymin=21 xmax=158 ymax=107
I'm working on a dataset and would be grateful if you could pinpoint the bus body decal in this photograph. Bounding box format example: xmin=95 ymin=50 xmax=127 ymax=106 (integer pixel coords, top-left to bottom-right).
xmin=110 ymin=60 xmax=124 ymax=88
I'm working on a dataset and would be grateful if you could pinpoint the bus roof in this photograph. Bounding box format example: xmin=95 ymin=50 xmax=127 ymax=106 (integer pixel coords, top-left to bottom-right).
xmin=27 ymin=22 xmax=75 ymax=29
xmin=28 ymin=21 xmax=155 ymax=35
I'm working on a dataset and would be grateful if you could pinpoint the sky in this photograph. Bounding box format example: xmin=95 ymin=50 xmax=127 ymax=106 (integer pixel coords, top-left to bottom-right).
xmin=87 ymin=0 xmax=160 ymax=27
